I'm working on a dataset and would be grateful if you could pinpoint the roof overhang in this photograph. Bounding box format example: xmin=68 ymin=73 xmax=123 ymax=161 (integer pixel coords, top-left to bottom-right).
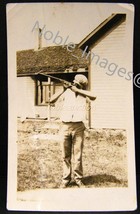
xmin=78 ymin=13 xmax=126 ymax=51
xmin=17 ymin=70 xmax=88 ymax=77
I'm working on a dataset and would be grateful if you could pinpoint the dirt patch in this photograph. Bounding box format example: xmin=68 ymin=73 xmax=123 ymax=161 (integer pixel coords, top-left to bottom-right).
xmin=17 ymin=119 xmax=128 ymax=191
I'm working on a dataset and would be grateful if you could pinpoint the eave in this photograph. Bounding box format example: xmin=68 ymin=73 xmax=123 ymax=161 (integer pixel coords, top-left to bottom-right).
xmin=78 ymin=13 xmax=126 ymax=51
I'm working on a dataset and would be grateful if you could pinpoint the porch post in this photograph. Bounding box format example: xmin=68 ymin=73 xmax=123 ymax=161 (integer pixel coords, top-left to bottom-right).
xmin=48 ymin=77 xmax=51 ymax=121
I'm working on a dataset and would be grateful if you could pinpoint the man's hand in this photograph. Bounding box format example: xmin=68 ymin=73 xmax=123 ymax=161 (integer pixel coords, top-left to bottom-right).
xmin=63 ymin=82 xmax=72 ymax=89
xmin=71 ymin=85 xmax=79 ymax=93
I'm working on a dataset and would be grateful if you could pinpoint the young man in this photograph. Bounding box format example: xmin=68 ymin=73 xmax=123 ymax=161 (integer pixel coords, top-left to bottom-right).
xmin=50 ymin=74 xmax=96 ymax=188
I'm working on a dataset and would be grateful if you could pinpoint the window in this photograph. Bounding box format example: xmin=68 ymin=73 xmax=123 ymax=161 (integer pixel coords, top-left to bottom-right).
xmin=36 ymin=80 xmax=63 ymax=105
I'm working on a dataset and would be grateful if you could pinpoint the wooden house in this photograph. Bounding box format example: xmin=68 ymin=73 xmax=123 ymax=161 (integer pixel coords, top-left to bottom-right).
xmin=17 ymin=11 xmax=133 ymax=129
xmin=17 ymin=45 xmax=89 ymax=121
xmin=78 ymin=12 xmax=133 ymax=129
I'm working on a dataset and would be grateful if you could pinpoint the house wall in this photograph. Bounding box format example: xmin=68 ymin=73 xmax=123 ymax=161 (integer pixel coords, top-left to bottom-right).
xmin=17 ymin=76 xmax=64 ymax=120
xmin=17 ymin=76 xmax=46 ymax=119
xmin=90 ymin=13 xmax=133 ymax=128
xmin=17 ymin=76 xmax=35 ymax=119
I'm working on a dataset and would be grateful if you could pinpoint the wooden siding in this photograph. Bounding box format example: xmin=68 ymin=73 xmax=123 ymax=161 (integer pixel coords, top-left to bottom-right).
xmin=17 ymin=77 xmax=35 ymax=119
xmin=17 ymin=77 xmax=65 ymax=119
xmin=90 ymin=20 xmax=131 ymax=128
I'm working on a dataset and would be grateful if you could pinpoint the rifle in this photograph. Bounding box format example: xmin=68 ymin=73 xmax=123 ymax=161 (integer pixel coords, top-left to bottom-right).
xmin=37 ymin=72 xmax=96 ymax=101
xmin=37 ymin=72 xmax=82 ymax=89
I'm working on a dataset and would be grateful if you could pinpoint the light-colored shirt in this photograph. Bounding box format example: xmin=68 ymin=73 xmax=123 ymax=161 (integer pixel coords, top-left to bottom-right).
xmin=59 ymin=88 xmax=87 ymax=122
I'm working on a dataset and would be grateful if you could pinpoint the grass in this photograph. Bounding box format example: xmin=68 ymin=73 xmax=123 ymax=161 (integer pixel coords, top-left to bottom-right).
xmin=17 ymin=119 xmax=128 ymax=191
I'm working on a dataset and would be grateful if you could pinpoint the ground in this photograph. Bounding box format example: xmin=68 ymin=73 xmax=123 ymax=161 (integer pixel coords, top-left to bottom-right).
xmin=17 ymin=119 xmax=128 ymax=191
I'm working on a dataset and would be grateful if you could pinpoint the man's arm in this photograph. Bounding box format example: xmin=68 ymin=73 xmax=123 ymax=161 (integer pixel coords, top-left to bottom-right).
xmin=71 ymin=86 xmax=96 ymax=100
xmin=50 ymin=88 xmax=65 ymax=103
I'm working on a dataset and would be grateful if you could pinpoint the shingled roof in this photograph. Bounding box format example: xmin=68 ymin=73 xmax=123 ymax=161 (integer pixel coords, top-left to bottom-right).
xmin=17 ymin=45 xmax=89 ymax=76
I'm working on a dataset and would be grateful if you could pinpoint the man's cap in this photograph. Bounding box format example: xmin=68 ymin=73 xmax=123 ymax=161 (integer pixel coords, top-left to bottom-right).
xmin=73 ymin=74 xmax=88 ymax=87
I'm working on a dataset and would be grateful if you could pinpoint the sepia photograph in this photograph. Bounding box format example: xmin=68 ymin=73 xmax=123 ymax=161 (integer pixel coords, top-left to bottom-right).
xmin=7 ymin=2 xmax=137 ymax=211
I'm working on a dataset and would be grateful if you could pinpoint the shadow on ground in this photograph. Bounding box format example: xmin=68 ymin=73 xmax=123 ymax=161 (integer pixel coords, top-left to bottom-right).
xmin=83 ymin=174 xmax=127 ymax=187
xmin=59 ymin=174 xmax=128 ymax=189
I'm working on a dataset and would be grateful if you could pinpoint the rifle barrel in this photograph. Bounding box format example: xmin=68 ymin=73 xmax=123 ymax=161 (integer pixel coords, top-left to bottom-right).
xmin=38 ymin=73 xmax=72 ymax=85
